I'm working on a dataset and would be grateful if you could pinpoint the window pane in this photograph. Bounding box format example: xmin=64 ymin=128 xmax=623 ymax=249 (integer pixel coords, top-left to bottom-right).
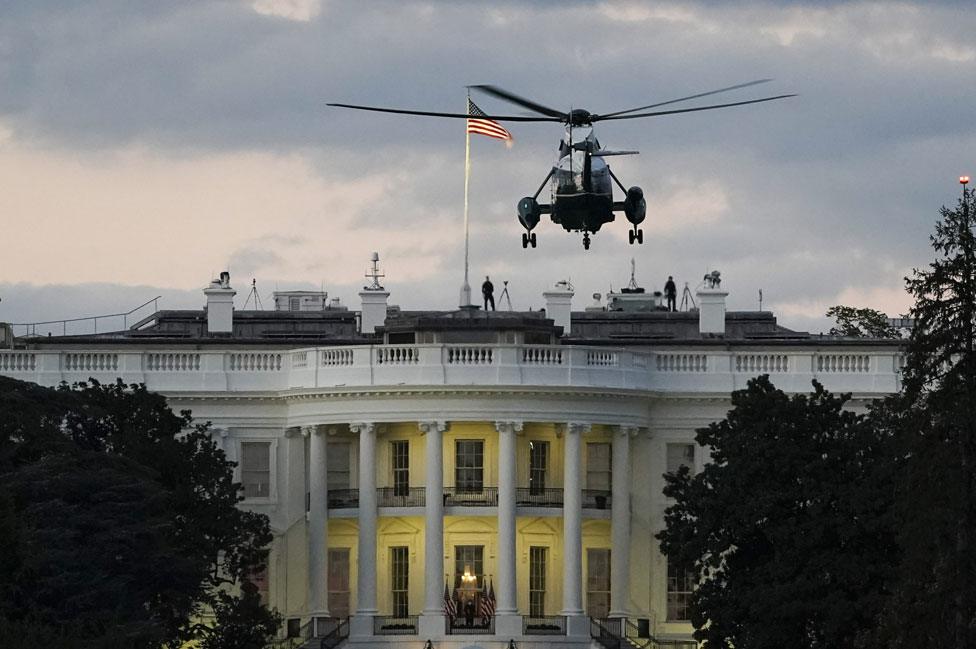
xmin=586 ymin=548 xmax=611 ymax=618
xmin=242 ymin=442 xmax=271 ymax=498
xmin=529 ymin=441 xmax=548 ymax=494
xmin=391 ymin=441 xmax=409 ymax=496
xmin=666 ymin=443 xmax=695 ymax=475
xmin=455 ymin=440 xmax=484 ymax=493
xmin=391 ymin=546 xmax=409 ymax=617
xmin=666 ymin=557 xmax=695 ymax=621
xmin=586 ymin=443 xmax=611 ymax=491
xmin=327 ymin=442 xmax=351 ymax=491
xmin=529 ymin=546 xmax=547 ymax=617
xmin=328 ymin=549 xmax=351 ymax=617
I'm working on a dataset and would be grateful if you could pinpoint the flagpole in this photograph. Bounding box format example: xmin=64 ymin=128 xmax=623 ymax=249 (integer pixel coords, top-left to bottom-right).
xmin=459 ymin=90 xmax=473 ymax=308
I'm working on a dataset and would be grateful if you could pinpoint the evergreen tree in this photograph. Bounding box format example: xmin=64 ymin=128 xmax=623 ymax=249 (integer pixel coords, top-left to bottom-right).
xmin=878 ymin=185 xmax=976 ymax=649
xmin=657 ymin=376 xmax=895 ymax=649
xmin=0 ymin=377 xmax=280 ymax=648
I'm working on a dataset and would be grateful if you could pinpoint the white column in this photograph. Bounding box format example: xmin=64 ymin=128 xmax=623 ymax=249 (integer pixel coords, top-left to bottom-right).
xmin=562 ymin=422 xmax=589 ymax=624
xmin=350 ymin=422 xmax=377 ymax=636
xmin=419 ymin=420 xmax=447 ymax=637
xmin=610 ymin=426 xmax=634 ymax=619
xmin=306 ymin=426 xmax=330 ymax=622
xmin=495 ymin=420 xmax=523 ymax=636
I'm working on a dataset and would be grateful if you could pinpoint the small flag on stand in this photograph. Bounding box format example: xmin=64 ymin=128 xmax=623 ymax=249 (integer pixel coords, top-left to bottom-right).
xmin=443 ymin=581 xmax=457 ymax=619
xmin=467 ymin=98 xmax=513 ymax=143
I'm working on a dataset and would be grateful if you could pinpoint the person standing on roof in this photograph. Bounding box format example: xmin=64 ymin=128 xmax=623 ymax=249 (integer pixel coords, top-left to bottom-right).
xmin=482 ymin=276 xmax=496 ymax=311
xmin=664 ymin=276 xmax=677 ymax=312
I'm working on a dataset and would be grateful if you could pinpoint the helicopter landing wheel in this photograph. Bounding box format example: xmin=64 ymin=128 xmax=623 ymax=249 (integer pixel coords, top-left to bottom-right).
xmin=521 ymin=233 xmax=529 ymax=249
xmin=583 ymin=233 xmax=591 ymax=250
xmin=530 ymin=232 xmax=537 ymax=248
xmin=628 ymin=230 xmax=635 ymax=244
xmin=637 ymin=228 xmax=643 ymax=244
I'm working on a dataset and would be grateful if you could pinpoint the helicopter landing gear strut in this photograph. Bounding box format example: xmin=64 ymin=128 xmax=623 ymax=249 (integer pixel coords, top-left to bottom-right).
xmin=521 ymin=232 xmax=537 ymax=249
xmin=583 ymin=232 xmax=591 ymax=250
xmin=628 ymin=227 xmax=644 ymax=245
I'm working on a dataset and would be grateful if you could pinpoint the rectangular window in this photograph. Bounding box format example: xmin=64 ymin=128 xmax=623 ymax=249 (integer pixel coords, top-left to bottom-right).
xmin=327 ymin=442 xmax=351 ymax=491
xmin=241 ymin=441 xmax=271 ymax=499
xmin=529 ymin=546 xmax=547 ymax=617
xmin=454 ymin=545 xmax=484 ymax=591
xmin=586 ymin=443 xmax=611 ymax=491
xmin=455 ymin=440 xmax=484 ymax=493
xmin=390 ymin=546 xmax=409 ymax=617
xmin=529 ymin=441 xmax=548 ymax=495
xmin=667 ymin=557 xmax=695 ymax=621
xmin=248 ymin=563 xmax=269 ymax=606
xmin=666 ymin=443 xmax=695 ymax=475
xmin=586 ymin=548 xmax=611 ymax=618
xmin=328 ymin=548 xmax=351 ymax=617
xmin=391 ymin=440 xmax=409 ymax=497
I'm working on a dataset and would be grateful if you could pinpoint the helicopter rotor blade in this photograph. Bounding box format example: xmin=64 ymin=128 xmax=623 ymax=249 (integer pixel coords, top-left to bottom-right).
xmin=469 ymin=85 xmax=568 ymax=120
xmin=326 ymin=103 xmax=561 ymax=122
xmin=596 ymin=78 xmax=774 ymax=119
xmin=595 ymin=94 xmax=796 ymax=122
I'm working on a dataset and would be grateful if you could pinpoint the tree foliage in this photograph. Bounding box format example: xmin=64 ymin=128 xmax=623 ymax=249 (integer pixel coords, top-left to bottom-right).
xmin=877 ymin=188 xmax=976 ymax=648
xmin=657 ymin=376 xmax=895 ymax=649
xmin=826 ymin=305 xmax=900 ymax=339
xmin=0 ymin=377 xmax=280 ymax=649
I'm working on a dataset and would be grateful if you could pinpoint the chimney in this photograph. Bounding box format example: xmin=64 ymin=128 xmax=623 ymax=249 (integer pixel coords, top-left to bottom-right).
xmin=204 ymin=271 xmax=236 ymax=334
xmin=543 ymin=280 xmax=574 ymax=334
xmin=697 ymin=270 xmax=728 ymax=335
xmin=359 ymin=252 xmax=390 ymax=334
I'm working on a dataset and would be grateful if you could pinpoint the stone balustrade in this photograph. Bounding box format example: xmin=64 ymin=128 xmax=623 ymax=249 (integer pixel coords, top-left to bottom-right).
xmin=0 ymin=343 xmax=903 ymax=395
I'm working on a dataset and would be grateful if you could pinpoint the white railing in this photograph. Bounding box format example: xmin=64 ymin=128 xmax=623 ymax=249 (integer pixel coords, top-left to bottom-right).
xmin=146 ymin=352 xmax=200 ymax=372
xmin=735 ymin=354 xmax=789 ymax=373
xmin=0 ymin=344 xmax=903 ymax=396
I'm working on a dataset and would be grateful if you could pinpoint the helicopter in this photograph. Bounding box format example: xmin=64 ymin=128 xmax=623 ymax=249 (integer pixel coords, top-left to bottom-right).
xmin=328 ymin=80 xmax=794 ymax=250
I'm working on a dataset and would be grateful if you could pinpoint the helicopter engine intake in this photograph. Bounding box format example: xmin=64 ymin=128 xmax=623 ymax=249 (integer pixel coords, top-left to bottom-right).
xmin=624 ymin=186 xmax=646 ymax=225
xmin=517 ymin=196 xmax=541 ymax=231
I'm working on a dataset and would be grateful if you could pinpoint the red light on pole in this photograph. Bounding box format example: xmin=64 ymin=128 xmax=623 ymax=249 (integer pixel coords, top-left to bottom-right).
xmin=960 ymin=175 xmax=970 ymax=185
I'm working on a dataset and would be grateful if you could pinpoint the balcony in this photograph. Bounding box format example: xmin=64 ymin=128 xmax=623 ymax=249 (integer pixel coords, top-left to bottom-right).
xmin=582 ymin=489 xmax=612 ymax=510
xmin=443 ymin=486 xmax=498 ymax=507
xmin=373 ymin=615 xmax=418 ymax=636
xmin=523 ymin=615 xmax=567 ymax=635
xmin=446 ymin=615 xmax=494 ymax=635
xmin=377 ymin=487 xmax=425 ymax=508
xmin=327 ymin=489 xmax=359 ymax=509
xmin=515 ymin=487 xmax=563 ymax=507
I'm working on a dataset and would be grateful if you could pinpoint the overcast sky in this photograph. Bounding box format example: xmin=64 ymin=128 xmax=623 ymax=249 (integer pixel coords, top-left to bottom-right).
xmin=2 ymin=0 xmax=974 ymax=335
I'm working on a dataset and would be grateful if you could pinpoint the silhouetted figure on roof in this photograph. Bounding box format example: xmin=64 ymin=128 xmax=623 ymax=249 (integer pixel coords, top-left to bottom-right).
xmin=482 ymin=276 xmax=495 ymax=311
xmin=664 ymin=276 xmax=677 ymax=312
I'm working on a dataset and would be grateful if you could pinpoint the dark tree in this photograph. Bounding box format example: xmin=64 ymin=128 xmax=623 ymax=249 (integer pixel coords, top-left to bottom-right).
xmin=0 ymin=377 xmax=280 ymax=649
xmin=826 ymin=305 xmax=900 ymax=339
xmin=657 ymin=376 xmax=895 ymax=649
xmin=878 ymin=186 xmax=976 ymax=649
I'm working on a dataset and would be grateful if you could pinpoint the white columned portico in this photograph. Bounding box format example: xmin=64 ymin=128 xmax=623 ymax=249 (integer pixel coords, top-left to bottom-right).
xmin=562 ymin=422 xmax=590 ymax=636
xmin=418 ymin=420 xmax=448 ymax=638
xmin=350 ymin=422 xmax=377 ymax=637
xmin=305 ymin=426 xmax=330 ymax=632
xmin=494 ymin=420 xmax=523 ymax=636
xmin=609 ymin=425 xmax=635 ymax=619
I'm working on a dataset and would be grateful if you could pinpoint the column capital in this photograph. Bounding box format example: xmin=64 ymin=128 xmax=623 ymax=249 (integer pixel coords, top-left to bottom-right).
xmin=614 ymin=425 xmax=640 ymax=438
xmin=418 ymin=420 xmax=448 ymax=434
xmin=349 ymin=422 xmax=375 ymax=435
xmin=286 ymin=426 xmax=312 ymax=438
xmin=494 ymin=420 xmax=524 ymax=434
xmin=565 ymin=422 xmax=591 ymax=436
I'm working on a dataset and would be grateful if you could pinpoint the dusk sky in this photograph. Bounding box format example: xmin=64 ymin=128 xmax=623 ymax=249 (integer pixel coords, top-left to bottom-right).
xmin=2 ymin=1 xmax=974 ymax=334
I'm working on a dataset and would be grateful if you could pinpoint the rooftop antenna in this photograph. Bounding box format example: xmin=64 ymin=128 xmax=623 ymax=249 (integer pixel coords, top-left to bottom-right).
xmin=364 ymin=251 xmax=385 ymax=290
xmin=243 ymin=278 xmax=264 ymax=310
xmin=758 ymin=288 xmax=763 ymax=311
xmin=627 ymin=257 xmax=639 ymax=290
xmin=500 ymin=280 xmax=513 ymax=311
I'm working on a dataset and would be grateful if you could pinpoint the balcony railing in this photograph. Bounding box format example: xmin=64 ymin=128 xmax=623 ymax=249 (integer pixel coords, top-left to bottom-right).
xmin=377 ymin=487 xmax=425 ymax=508
xmin=523 ymin=615 xmax=567 ymax=635
xmin=582 ymin=489 xmax=612 ymax=510
xmin=446 ymin=615 xmax=495 ymax=635
xmin=327 ymin=489 xmax=358 ymax=509
xmin=515 ymin=487 xmax=563 ymax=507
xmin=443 ymin=486 xmax=498 ymax=507
xmin=373 ymin=616 xmax=418 ymax=635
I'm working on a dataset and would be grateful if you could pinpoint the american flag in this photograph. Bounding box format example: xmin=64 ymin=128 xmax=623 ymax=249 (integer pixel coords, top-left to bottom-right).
xmin=479 ymin=579 xmax=496 ymax=619
xmin=467 ymin=99 xmax=513 ymax=142
xmin=443 ymin=581 xmax=457 ymax=619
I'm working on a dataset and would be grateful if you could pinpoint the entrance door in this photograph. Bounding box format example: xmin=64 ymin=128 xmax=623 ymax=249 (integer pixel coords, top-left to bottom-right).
xmin=328 ymin=548 xmax=350 ymax=617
